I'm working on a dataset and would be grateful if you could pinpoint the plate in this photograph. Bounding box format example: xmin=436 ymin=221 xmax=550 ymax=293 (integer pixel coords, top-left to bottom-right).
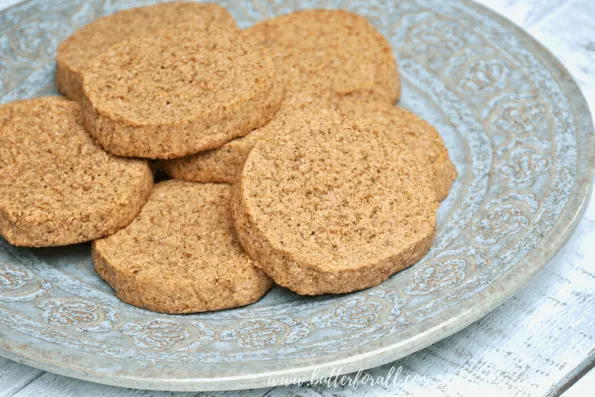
xmin=0 ymin=0 xmax=593 ymax=392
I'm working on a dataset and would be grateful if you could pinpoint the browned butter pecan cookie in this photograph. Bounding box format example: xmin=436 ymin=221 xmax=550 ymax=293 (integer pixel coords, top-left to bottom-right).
xmin=0 ymin=97 xmax=153 ymax=247
xmin=80 ymin=25 xmax=283 ymax=159
xmin=232 ymin=108 xmax=438 ymax=295
xmin=247 ymin=9 xmax=399 ymax=106
xmin=56 ymin=2 xmax=238 ymax=102
xmin=93 ymin=181 xmax=273 ymax=314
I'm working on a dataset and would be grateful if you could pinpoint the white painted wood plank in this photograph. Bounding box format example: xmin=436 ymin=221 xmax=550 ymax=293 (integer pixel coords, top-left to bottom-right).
xmin=529 ymin=0 xmax=595 ymax=113
xmin=10 ymin=371 xmax=274 ymax=397
xmin=0 ymin=356 xmax=43 ymax=397
xmin=472 ymin=0 xmax=571 ymax=27
xmin=562 ymin=367 xmax=595 ymax=397
xmin=9 ymin=372 xmax=194 ymax=397
xmin=0 ymin=0 xmax=22 ymax=9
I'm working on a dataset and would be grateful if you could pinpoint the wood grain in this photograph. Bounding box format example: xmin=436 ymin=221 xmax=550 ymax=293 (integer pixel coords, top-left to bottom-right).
xmin=473 ymin=0 xmax=572 ymax=27
xmin=529 ymin=0 xmax=595 ymax=112
xmin=0 ymin=357 xmax=42 ymax=397
xmin=0 ymin=0 xmax=24 ymax=10
xmin=10 ymin=372 xmax=274 ymax=397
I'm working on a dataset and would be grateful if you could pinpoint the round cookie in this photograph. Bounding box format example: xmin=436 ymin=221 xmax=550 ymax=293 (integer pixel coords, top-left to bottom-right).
xmin=56 ymin=2 xmax=238 ymax=102
xmin=337 ymin=99 xmax=457 ymax=201
xmin=161 ymin=126 xmax=267 ymax=184
xmin=0 ymin=97 xmax=153 ymax=247
xmin=160 ymin=104 xmax=299 ymax=183
xmin=80 ymin=24 xmax=283 ymax=159
xmin=246 ymin=9 xmax=399 ymax=106
xmin=232 ymin=108 xmax=437 ymax=295
xmin=92 ymin=181 xmax=273 ymax=314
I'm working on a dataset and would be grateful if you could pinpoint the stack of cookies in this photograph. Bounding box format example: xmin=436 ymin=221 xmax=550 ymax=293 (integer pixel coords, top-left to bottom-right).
xmin=0 ymin=2 xmax=456 ymax=314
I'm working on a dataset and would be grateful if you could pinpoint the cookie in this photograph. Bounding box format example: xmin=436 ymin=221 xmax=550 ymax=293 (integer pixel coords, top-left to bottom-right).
xmin=337 ymin=99 xmax=457 ymax=201
xmin=232 ymin=108 xmax=437 ymax=295
xmin=160 ymin=104 xmax=298 ymax=183
xmin=56 ymin=2 xmax=238 ymax=102
xmin=160 ymin=127 xmax=267 ymax=184
xmin=247 ymin=9 xmax=399 ymax=106
xmin=80 ymin=25 xmax=283 ymax=159
xmin=92 ymin=181 xmax=273 ymax=314
xmin=0 ymin=97 xmax=153 ymax=247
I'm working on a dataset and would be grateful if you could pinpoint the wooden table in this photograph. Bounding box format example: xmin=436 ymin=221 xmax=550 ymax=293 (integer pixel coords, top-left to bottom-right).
xmin=0 ymin=0 xmax=593 ymax=396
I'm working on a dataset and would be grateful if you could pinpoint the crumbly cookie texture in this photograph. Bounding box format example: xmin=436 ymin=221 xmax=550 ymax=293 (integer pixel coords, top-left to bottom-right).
xmin=93 ymin=181 xmax=273 ymax=314
xmin=337 ymin=99 xmax=458 ymax=201
xmin=163 ymin=100 xmax=457 ymax=200
xmin=0 ymin=97 xmax=153 ymax=247
xmin=232 ymin=108 xmax=437 ymax=295
xmin=160 ymin=103 xmax=310 ymax=183
xmin=247 ymin=9 xmax=399 ymax=106
xmin=56 ymin=2 xmax=238 ymax=102
xmin=80 ymin=25 xmax=283 ymax=159
xmin=160 ymin=127 xmax=268 ymax=184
